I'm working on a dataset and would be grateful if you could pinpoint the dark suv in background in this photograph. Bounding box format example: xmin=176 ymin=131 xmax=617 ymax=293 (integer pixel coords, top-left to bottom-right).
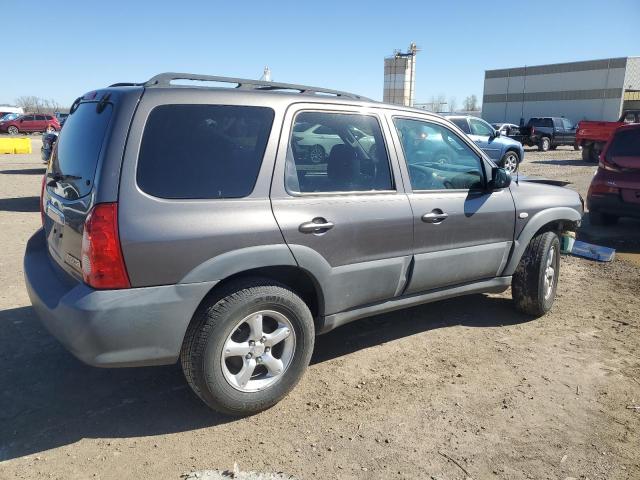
xmin=516 ymin=117 xmax=578 ymax=151
xmin=25 ymin=73 xmax=582 ymax=415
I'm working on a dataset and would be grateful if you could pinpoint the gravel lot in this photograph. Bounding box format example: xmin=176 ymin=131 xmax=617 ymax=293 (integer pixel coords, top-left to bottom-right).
xmin=1 ymin=142 xmax=639 ymax=480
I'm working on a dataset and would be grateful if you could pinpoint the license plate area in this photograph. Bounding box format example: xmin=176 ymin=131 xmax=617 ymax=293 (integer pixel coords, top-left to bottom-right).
xmin=621 ymin=189 xmax=640 ymax=205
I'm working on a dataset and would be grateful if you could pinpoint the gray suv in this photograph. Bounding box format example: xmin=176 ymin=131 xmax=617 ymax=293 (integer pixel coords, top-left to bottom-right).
xmin=25 ymin=73 xmax=583 ymax=415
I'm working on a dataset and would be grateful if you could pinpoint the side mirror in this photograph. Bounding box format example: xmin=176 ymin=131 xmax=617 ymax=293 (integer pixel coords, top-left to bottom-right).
xmin=487 ymin=166 xmax=511 ymax=190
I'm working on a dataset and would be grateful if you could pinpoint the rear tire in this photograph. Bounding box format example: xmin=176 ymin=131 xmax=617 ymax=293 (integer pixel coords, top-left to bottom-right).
xmin=512 ymin=231 xmax=560 ymax=316
xmin=589 ymin=210 xmax=618 ymax=226
xmin=581 ymin=145 xmax=591 ymax=161
xmin=538 ymin=137 xmax=551 ymax=152
xmin=180 ymin=278 xmax=315 ymax=416
xmin=500 ymin=151 xmax=519 ymax=174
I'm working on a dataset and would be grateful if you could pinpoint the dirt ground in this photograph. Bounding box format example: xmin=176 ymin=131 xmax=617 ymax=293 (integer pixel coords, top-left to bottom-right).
xmin=1 ymin=140 xmax=639 ymax=480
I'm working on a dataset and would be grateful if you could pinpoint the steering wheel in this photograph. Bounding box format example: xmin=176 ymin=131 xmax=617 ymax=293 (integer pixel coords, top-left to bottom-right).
xmin=409 ymin=164 xmax=448 ymax=190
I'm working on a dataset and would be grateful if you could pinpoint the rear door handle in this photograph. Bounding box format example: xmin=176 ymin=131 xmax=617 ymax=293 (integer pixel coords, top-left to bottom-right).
xmin=299 ymin=218 xmax=334 ymax=234
xmin=422 ymin=211 xmax=449 ymax=223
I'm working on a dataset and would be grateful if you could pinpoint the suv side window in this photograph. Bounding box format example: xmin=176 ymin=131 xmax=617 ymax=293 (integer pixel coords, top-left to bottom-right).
xmin=562 ymin=118 xmax=573 ymax=130
xmin=286 ymin=112 xmax=393 ymax=193
xmin=137 ymin=104 xmax=274 ymax=199
xmin=394 ymin=118 xmax=484 ymax=191
xmin=36 ymin=114 xmax=47 ymax=121
xmin=469 ymin=118 xmax=494 ymax=136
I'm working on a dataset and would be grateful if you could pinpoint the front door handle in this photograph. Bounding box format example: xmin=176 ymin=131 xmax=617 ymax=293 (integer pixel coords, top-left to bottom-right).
xmin=299 ymin=218 xmax=334 ymax=234
xmin=422 ymin=211 xmax=449 ymax=223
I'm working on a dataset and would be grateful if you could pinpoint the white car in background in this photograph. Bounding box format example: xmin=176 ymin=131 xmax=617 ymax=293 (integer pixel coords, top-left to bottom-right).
xmin=292 ymin=122 xmax=376 ymax=163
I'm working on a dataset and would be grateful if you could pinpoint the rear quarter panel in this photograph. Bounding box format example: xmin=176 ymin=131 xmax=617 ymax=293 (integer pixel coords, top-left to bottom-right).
xmin=117 ymin=89 xmax=293 ymax=287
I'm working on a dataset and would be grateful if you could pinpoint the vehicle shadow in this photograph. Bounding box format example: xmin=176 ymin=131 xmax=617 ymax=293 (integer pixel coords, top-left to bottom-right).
xmin=0 ymin=168 xmax=46 ymax=175
xmin=1 ymin=294 xmax=532 ymax=461
xmin=531 ymin=159 xmax=593 ymax=167
xmin=0 ymin=196 xmax=40 ymax=212
xmin=578 ymin=214 xmax=640 ymax=254
xmin=0 ymin=306 xmax=229 ymax=461
xmin=313 ymin=294 xmax=532 ymax=364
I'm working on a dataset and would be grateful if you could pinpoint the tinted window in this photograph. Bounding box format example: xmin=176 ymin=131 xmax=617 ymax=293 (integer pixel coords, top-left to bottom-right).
xmin=137 ymin=105 xmax=274 ymax=199
xmin=469 ymin=118 xmax=495 ymax=136
xmin=562 ymin=118 xmax=574 ymax=130
xmin=36 ymin=115 xmax=47 ymax=120
xmin=22 ymin=115 xmax=34 ymax=121
xmin=394 ymin=118 xmax=484 ymax=191
xmin=529 ymin=118 xmax=553 ymax=128
xmin=609 ymin=129 xmax=640 ymax=156
xmin=286 ymin=112 xmax=393 ymax=193
xmin=449 ymin=117 xmax=470 ymax=134
xmin=623 ymin=112 xmax=635 ymax=123
xmin=48 ymin=102 xmax=113 ymax=200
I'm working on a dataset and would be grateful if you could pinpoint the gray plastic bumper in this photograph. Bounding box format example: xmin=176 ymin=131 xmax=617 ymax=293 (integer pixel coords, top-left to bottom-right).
xmin=24 ymin=229 xmax=216 ymax=367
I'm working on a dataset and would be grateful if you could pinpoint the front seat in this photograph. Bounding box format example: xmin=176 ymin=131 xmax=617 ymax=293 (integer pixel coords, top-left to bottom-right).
xmin=326 ymin=144 xmax=362 ymax=191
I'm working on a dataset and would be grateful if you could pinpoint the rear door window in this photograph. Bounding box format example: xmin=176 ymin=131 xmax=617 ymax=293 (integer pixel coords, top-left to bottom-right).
xmin=530 ymin=118 xmax=553 ymax=128
xmin=469 ymin=118 xmax=494 ymax=136
xmin=137 ymin=104 xmax=274 ymax=199
xmin=48 ymin=101 xmax=113 ymax=200
xmin=286 ymin=111 xmax=393 ymax=193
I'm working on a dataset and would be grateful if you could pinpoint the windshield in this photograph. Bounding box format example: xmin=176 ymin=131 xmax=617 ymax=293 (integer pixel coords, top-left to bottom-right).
xmin=48 ymin=102 xmax=113 ymax=200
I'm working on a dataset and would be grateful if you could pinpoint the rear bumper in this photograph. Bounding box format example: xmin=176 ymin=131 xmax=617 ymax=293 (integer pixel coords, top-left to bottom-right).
xmin=588 ymin=194 xmax=640 ymax=219
xmin=24 ymin=229 xmax=216 ymax=367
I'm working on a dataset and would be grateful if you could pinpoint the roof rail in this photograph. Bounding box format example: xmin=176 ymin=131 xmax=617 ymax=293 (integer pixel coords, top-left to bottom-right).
xmin=141 ymin=72 xmax=372 ymax=101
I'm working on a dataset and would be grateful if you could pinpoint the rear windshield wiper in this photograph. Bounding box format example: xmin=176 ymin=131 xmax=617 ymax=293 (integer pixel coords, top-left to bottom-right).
xmin=47 ymin=172 xmax=82 ymax=186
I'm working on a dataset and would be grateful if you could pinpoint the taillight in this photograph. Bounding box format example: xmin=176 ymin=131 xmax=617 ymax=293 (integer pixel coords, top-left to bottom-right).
xmin=81 ymin=203 xmax=130 ymax=289
xmin=40 ymin=175 xmax=46 ymax=225
xmin=588 ymin=182 xmax=619 ymax=196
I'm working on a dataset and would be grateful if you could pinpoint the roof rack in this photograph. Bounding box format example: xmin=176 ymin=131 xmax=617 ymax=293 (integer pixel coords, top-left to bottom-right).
xmin=139 ymin=72 xmax=372 ymax=101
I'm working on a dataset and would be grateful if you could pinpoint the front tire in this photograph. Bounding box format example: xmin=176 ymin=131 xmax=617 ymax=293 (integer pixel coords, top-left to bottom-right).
xmin=7 ymin=126 xmax=19 ymax=135
xmin=180 ymin=278 xmax=315 ymax=415
xmin=512 ymin=231 xmax=560 ymax=316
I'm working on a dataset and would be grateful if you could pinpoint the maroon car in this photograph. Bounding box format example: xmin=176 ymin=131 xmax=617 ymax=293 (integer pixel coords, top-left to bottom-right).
xmin=0 ymin=113 xmax=60 ymax=135
xmin=587 ymin=123 xmax=640 ymax=225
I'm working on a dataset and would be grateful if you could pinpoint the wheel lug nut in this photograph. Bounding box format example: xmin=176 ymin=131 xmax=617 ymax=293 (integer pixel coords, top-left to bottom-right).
xmin=256 ymin=356 xmax=263 ymax=364
xmin=265 ymin=347 xmax=270 ymax=353
xmin=249 ymin=340 xmax=255 ymax=346
xmin=245 ymin=353 xmax=252 ymax=359
xmin=260 ymin=336 xmax=266 ymax=343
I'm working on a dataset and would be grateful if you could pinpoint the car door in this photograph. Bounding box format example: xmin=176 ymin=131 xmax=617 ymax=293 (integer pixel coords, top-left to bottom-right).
xmin=468 ymin=117 xmax=502 ymax=160
xmin=20 ymin=115 xmax=36 ymax=132
xmin=35 ymin=114 xmax=48 ymax=132
xmin=270 ymin=105 xmax=414 ymax=315
xmin=389 ymin=114 xmax=515 ymax=293
xmin=562 ymin=118 xmax=576 ymax=145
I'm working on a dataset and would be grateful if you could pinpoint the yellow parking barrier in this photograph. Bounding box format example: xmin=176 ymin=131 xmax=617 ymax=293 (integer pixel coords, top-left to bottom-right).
xmin=0 ymin=137 xmax=32 ymax=154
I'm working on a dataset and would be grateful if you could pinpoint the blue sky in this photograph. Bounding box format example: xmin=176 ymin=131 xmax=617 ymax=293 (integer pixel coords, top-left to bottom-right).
xmin=1 ymin=0 xmax=638 ymax=107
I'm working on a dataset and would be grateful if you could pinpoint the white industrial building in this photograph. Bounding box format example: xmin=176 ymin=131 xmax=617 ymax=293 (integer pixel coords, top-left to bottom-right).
xmin=482 ymin=56 xmax=640 ymax=125
xmin=383 ymin=43 xmax=418 ymax=107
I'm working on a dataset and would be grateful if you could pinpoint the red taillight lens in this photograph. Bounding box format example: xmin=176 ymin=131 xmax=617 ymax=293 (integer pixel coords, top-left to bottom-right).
xmin=81 ymin=203 xmax=130 ymax=289
xmin=588 ymin=182 xmax=619 ymax=196
xmin=40 ymin=175 xmax=46 ymax=225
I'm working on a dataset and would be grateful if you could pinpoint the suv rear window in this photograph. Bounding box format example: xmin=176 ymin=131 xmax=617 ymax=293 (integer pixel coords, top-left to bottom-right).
xmin=48 ymin=101 xmax=113 ymax=200
xmin=610 ymin=129 xmax=640 ymax=156
xmin=529 ymin=118 xmax=553 ymax=128
xmin=137 ymin=104 xmax=274 ymax=199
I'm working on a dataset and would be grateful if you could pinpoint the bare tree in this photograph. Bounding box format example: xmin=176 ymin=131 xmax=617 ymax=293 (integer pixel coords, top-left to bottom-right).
xmin=427 ymin=93 xmax=447 ymax=112
xmin=463 ymin=94 xmax=479 ymax=111
xmin=14 ymin=96 xmax=64 ymax=113
xmin=448 ymin=96 xmax=457 ymax=113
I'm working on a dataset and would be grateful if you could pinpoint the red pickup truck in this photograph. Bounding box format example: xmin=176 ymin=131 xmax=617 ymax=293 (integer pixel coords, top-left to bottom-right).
xmin=577 ymin=110 xmax=640 ymax=162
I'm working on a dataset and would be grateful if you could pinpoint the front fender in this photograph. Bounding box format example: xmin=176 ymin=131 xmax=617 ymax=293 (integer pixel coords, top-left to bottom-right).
xmin=501 ymin=207 xmax=582 ymax=276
